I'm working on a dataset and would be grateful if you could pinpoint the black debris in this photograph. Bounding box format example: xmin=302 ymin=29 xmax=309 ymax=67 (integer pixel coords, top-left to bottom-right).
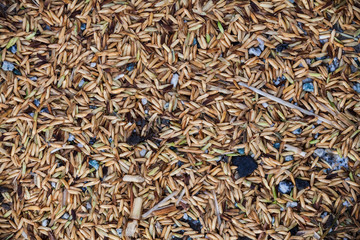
xmin=126 ymin=131 xmax=143 ymax=145
xmin=295 ymin=178 xmax=310 ymax=191
xmin=238 ymin=237 xmax=252 ymax=240
xmin=187 ymin=218 xmax=202 ymax=233
xmin=276 ymin=43 xmax=288 ymax=52
xmin=231 ymin=155 xmax=258 ymax=178
xmin=89 ymin=137 xmax=97 ymax=145
xmin=40 ymin=107 xmax=50 ymax=113
xmin=289 ymin=225 xmax=299 ymax=235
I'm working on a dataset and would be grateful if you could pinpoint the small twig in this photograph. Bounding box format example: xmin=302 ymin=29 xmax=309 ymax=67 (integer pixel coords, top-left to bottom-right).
xmin=176 ymin=188 xmax=186 ymax=206
xmin=142 ymin=190 xmax=179 ymax=218
xmin=212 ymin=190 xmax=222 ymax=227
xmin=237 ymin=81 xmax=334 ymax=126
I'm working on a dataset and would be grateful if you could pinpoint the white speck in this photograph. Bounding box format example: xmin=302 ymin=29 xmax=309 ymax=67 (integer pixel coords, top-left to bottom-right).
xmin=51 ymin=182 xmax=56 ymax=188
xmin=78 ymin=79 xmax=85 ymax=87
xmin=42 ymin=219 xmax=49 ymax=227
xmin=2 ymin=61 xmax=15 ymax=71
xmin=114 ymin=73 xmax=125 ymax=80
xmin=61 ymin=213 xmax=70 ymax=219
xmin=286 ymin=201 xmax=298 ymax=208
xmin=29 ymin=113 xmax=34 ymax=117
xmin=141 ymin=98 xmax=148 ymax=105
xmin=77 ymin=143 xmax=83 ymax=148
xmin=314 ymin=148 xmax=325 ymax=157
xmin=144 ymin=110 xmax=148 ymax=114
xmin=29 ymin=76 xmax=37 ymax=81
xmin=86 ymin=202 xmax=92 ymax=210
xmin=140 ymin=149 xmax=147 ymax=157
xmin=262 ymin=102 xmax=268 ymax=108
xmin=171 ymin=73 xmax=179 ymax=88
xmin=164 ymin=102 xmax=169 ymax=109
xmin=116 ymin=228 xmax=122 ymax=237
xmin=183 ymin=213 xmax=188 ymax=220
xmin=90 ymin=62 xmax=96 ymax=68
xmin=127 ymin=122 xmax=132 ymax=127
xmin=316 ymin=120 xmax=322 ymax=124
xmin=257 ymin=37 xmax=265 ymax=51
xmin=68 ymin=134 xmax=75 ymax=142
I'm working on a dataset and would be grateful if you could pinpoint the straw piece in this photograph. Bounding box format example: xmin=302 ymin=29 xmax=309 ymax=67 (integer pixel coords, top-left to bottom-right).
xmin=142 ymin=191 xmax=179 ymax=218
xmin=125 ymin=220 xmax=138 ymax=237
xmin=212 ymin=190 xmax=222 ymax=227
xmin=123 ymin=175 xmax=145 ymax=183
xmin=130 ymin=197 xmax=143 ymax=220
xmin=237 ymin=81 xmax=334 ymax=126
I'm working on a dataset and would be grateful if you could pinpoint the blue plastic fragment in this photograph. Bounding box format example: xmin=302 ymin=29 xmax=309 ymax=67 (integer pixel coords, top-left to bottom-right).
xmin=81 ymin=23 xmax=86 ymax=31
xmin=68 ymin=134 xmax=75 ymax=142
xmin=292 ymin=128 xmax=302 ymax=135
xmin=126 ymin=63 xmax=135 ymax=71
xmin=237 ymin=148 xmax=245 ymax=155
xmin=13 ymin=69 xmax=21 ymax=75
xmin=89 ymin=159 xmax=99 ymax=170
xmin=34 ymin=99 xmax=40 ymax=107
xmin=353 ymin=82 xmax=360 ymax=93
xmin=273 ymin=77 xmax=281 ymax=86
xmin=328 ymin=57 xmax=339 ymax=72
xmin=249 ymin=47 xmax=262 ymax=57
xmin=2 ymin=61 xmax=15 ymax=71
xmin=278 ymin=180 xmax=294 ymax=194
xmin=9 ymin=45 xmax=17 ymax=54
xmin=302 ymin=80 xmax=314 ymax=92
xmin=40 ymin=107 xmax=49 ymax=113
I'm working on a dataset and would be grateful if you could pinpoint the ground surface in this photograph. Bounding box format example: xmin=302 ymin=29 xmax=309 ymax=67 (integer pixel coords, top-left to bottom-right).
xmin=0 ymin=0 xmax=360 ymax=240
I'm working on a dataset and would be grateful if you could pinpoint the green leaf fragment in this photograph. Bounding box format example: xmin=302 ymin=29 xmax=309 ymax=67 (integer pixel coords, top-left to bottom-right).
xmin=217 ymin=21 xmax=224 ymax=33
xmin=6 ymin=37 xmax=19 ymax=49
xmin=206 ymin=34 xmax=211 ymax=43
xmin=26 ymin=32 xmax=36 ymax=40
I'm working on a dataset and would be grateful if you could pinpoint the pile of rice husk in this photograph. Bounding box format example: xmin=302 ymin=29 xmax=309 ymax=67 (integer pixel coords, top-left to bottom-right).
xmin=0 ymin=0 xmax=359 ymax=239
